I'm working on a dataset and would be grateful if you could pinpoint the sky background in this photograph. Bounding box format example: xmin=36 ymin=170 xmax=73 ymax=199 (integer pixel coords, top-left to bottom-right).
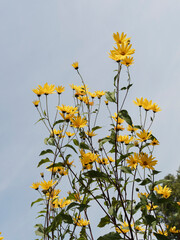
xmin=0 ymin=0 xmax=180 ymax=239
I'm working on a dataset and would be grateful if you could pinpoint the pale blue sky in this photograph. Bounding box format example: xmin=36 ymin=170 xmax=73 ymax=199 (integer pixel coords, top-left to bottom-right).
xmin=0 ymin=0 xmax=180 ymax=239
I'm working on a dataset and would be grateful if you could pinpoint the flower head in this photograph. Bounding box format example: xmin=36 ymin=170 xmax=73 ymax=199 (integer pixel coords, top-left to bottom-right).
xmin=32 ymin=100 xmax=40 ymax=107
xmin=121 ymin=56 xmax=134 ymax=67
xmin=72 ymin=62 xmax=79 ymax=70
xmin=126 ymin=153 xmax=139 ymax=169
xmin=40 ymin=180 xmax=57 ymax=191
xmin=55 ymin=86 xmax=65 ymax=94
xmin=38 ymin=83 xmax=55 ymax=95
xmin=133 ymin=97 xmax=144 ymax=107
xmin=137 ymin=130 xmax=152 ymax=142
xmin=30 ymin=182 xmax=40 ymax=190
xmin=71 ymin=116 xmax=87 ymax=128
xmin=113 ymin=32 xmax=131 ymax=45
xmin=138 ymin=152 xmax=157 ymax=170
xmin=154 ymin=185 xmax=172 ymax=198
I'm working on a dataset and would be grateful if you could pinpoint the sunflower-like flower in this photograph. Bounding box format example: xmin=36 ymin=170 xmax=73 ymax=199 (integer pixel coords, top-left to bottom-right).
xmin=150 ymin=138 xmax=159 ymax=146
xmin=95 ymin=91 xmax=105 ymax=99
xmin=73 ymin=216 xmax=90 ymax=226
xmin=97 ymin=157 xmax=109 ymax=165
xmin=72 ymin=61 xmax=79 ymax=70
xmin=38 ymin=83 xmax=55 ymax=95
xmin=146 ymin=203 xmax=158 ymax=211
xmin=113 ymin=32 xmax=131 ymax=45
xmin=57 ymin=104 xmax=78 ymax=114
xmin=127 ymin=124 xmax=138 ymax=132
xmin=66 ymin=132 xmax=75 ymax=137
xmin=121 ymin=56 xmax=134 ymax=67
xmin=110 ymin=42 xmax=135 ymax=61
xmin=112 ymin=113 xmax=124 ymax=124
xmin=137 ymin=130 xmax=152 ymax=142
xmin=40 ymin=180 xmax=57 ymax=191
xmin=114 ymin=124 xmax=125 ymax=131
xmin=135 ymin=226 xmax=145 ymax=232
xmin=116 ymin=221 xmax=134 ymax=234
xmin=154 ymin=185 xmax=172 ymax=198
xmin=0 ymin=232 xmax=4 ymax=240
xmin=117 ymin=135 xmax=133 ymax=144
xmin=142 ymin=98 xmax=153 ymax=111
xmin=138 ymin=192 xmax=149 ymax=198
xmin=55 ymin=85 xmax=65 ymax=94
xmin=32 ymin=100 xmax=40 ymax=107
xmin=30 ymin=182 xmax=40 ymax=190
xmin=71 ymin=116 xmax=87 ymax=128
xmin=150 ymin=103 xmax=161 ymax=113
xmin=126 ymin=153 xmax=139 ymax=169
xmin=169 ymin=226 xmax=180 ymax=233
xmin=80 ymin=150 xmax=98 ymax=169
xmin=85 ymin=131 xmax=97 ymax=137
xmin=32 ymin=88 xmax=44 ymax=96
xmin=133 ymin=97 xmax=144 ymax=107
xmin=138 ymin=152 xmax=157 ymax=170
xmin=156 ymin=229 xmax=168 ymax=236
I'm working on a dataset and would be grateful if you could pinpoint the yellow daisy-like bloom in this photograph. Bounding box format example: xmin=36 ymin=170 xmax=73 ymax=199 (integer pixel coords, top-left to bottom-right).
xmin=127 ymin=124 xmax=138 ymax=132
xmin=38 ymin=83 xmax=55 ymax=95
xmin=150 ymin=138 xmax=159 ymax=146
xmin=57 ymin=167 xmax=68 ymax=176
xmin=142 ymin=98 xmax=153 ymax=111
xmin=156 ymin=230 xmax=168 ymax=236
xmin=51 ymin=129 xmax=63 ymax=136
xmin=40 ymin=180 xmax=57 ymax=191
xmin=135 ymin=226 xmax=145 ymax=232
xmin=69 ymin=84 xmax=77 ymax=90
xmin=169 ymin=226 xmax=180 ymax=233
xmin=86 ymin=131 xmax=97 ymax=137
xmin=177 ymin=202 xmax=180 ymax=206
xmin=60 ymin=112 xmax=74 ymax=122
xmin=53 ymin=197 xmax=72 ymax=208
xmin=117 ymin=135 xmax=133 ymax=144
xmin=138 ymin=152 xmax=157 ymax=170
xmin=73 ymin=216 xmax=90 ymax=226
xmin=80 ymin=150 xmax=98 ymax=169
xmin=107 ymin=156 xmax=115 ymax=162
xmin=95 ymin=91 xmax=105 ymax=99
xmin=112 ymin=113 xmax=124 ymax=124
xmin=114 ymin=124 xmax=125 ymax=131
xmin=46 ymin=189 xmax=61 ymax=199
xmin=72 ymin=61 xmax=79 ymax=70
xmin=113 ymin=32 xmax=131 ymax=45
xmin=108 ymin=51 xmax=122 ymax=62
xmin=71 ymin=116 xmax=87 ymax=128
xmin=116 ymin=221 xmax=134 ymax=234
xmin=104 ymin=100 xmax=109 ymax=105
xmin=74 ymin=193 xmax=82 ymax=202
xmin=126 ymin=153 xmax=139 ymax=169
xmin=32 ymin=88 xmax=44 ymax=96
xmin=66 ymin=132 xmax=75 ymax=137
xmin=146 ymin=203 xmax=158 ymax=211
xmin=138 ymin=192 xmax=149 ymax=198
xmin=150 ymin=103 xmax=161 ymax=113
xmin=154 ymin=185 xmax=172 ymax=199
xmin=30 ymin=182 xmax=40 ymax=190
xmin=121 ymin=56 xmax=134 ymax=67
xmin=57 ymin=104 xmax=78 ymax=114
xmin=32 ymin=100 xmax=40 ymax=107
xmin=88 ymin=92 xmax=97 ymax=98
xmin=97 ymin=157 xmax=109 ymax=165
xmin=111 ymin=42 xmax=135 ymax=60
xmin=133 ymin=97 xmax=144 ymax=107
xmin=137 ymin=130 xmax=152 ymax=142
xmin=0 ymin=232 xmax=4 ymax=240
xmin=55 ymin=85 xmax=65 ymax=94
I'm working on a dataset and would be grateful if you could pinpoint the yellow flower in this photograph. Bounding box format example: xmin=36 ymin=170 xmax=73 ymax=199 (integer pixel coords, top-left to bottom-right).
xmin=138 ymin=152 xmax=157 ymax=170
xmin=150 ymin=138 xmax=159 ymax=146
xmin=108 ymin=51 xmax=122 ymax=62
xmin=177 ymin=202 xmax=180 ymax=206
xmin=126 ymin=153 xmax=139 ymax=169
xmin=114 ymin=124 xmax=125 ymax=131
xmin=51 ymin=129 xmax=63 ymax=136
xmin=116 ymin=221 xmax=134 ymax=234
xmin=107 ymin=156 xmax=115 ymax=162
xmin=40 ymin=180 xmax=57 ymax=191
xmin=121 ymin=56 xmax=134 ymax=67
xmin=157 ymin=230 xmax=168 ymax=236
xmin=66 ymin=132 xmax=75 ymax=137
xmin=112 ymin=113 xmax=124 ymax=124
xmin=0 ymin=232 xmax=4 ymax=240
xmin=113 ymin=32 xmax=131 ymax=45
xmin=32 ymin=88 xmax=44 ymax=96
xmin=169 ymin=226 xmax=180 ymax=233
xmin=146 ymin=203 xmax=158 ymax=211
xmin=95 ymin=91 xmax=105 ymax=99
xmin=73 ymin=216 xmax=90 ymax=226
xmin=127 ymin=124 xmax=138 ymax=132
xmin=71 ymin=116 xmax=87 ymax=128
xmin=38 ymin=83 xmax=55 ymax=95
xmin=135 ymin=226 xmax=145 ymax=232
xmin=117 ymin=135 xmax=133 ymax=144
xmin=97 ymin=157 xmax=109 ymax=165
xmin=89 ymin=92 xmax=97 ymax=98
xmin=154 ymin=185 xmax=172 ymax=198
xmin=111 ymin=42 xmax=135 ymax=60
xmin=30 ymin=182 xmax=40 ymax=190
xmin=137 ymin=130 xmax=152 ymax=142
xmin=142 ymin=98 xmax=153 ymax=111
xmin=46 ymin=189 xmax=61 ymax=199
xmin=57 ymin=104 xmax=78 ymax=114
xmin=138 ymin=192 xmax=149 ymax=198
xmin=104 ymin=100 xmax=109 ymax=105
xmin=80 ymin=150 xmax=98 ymax=169
xmin=55 ymin=86 xmax=65 ymax=94
xmin=72 ymin=61 xmax=79 ymax=70
xmin=85 ymin=131 xmax=97 ymax=137
xmin=32 ymin=100 xmax=40 ymax=107
xmin=150 ymin=103 xmax=161 ymax=113
xmin=133 ymin=97 xmax=144 ymax=107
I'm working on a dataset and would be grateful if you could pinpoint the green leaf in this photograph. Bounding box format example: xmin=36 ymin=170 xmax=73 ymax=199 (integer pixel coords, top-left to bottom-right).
xmin=35 ymin=118 xmax=46 ymax=124
xmin=108 ymin=206 xmax=117 ymax=217
xmin=118 ymin=110 xmax=133 ymax=126
xmin=64 ymin=144 xmax=78 ymax=153
xmin=48 ymin=138 xmax=55 ymax=146
xmin=66 ymin=202 xmax=80 ymax=211
xmin=105 ymin=91 xmax=116 ymax=103
xmin=83 ymin=170 xmax=109 ymax=181
xmin=145 ymin=215 xmax=156 ymax=225
xmin=99 ymin=137 xmax=110 ymax=148
xmin=121 ymin=87 xmax=127 ymax=90
xmin=37 ymin=158 xmax=51 ymax=168
xmin=53 ymin=119 xmax=65 ymax=127
xmin=80 ymin=142 xmax=90 ymax=150
xmin=120 ymin=166 xmax=132 ymax=174
xmin=31 ymin=198 xmax=44 ymax=207
xmin=44 ymin=137 xmax=49 ymax=145
xmin=97 ymin=232 xmax=122 ymax=240
xmin=98 ymin=215 xmax=110 ymax=228
xmin=92 ymin=126 xmax=102 ymax=131
xmin=39 ymin=149 xmax=54 ymax=156
xmin=127 ymin=83 xmax=133 ymax=90
xmin=73 ymin=139 xmax=79 ymax=146
xmin=140 ymin=178 xmax=152 ymax=185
